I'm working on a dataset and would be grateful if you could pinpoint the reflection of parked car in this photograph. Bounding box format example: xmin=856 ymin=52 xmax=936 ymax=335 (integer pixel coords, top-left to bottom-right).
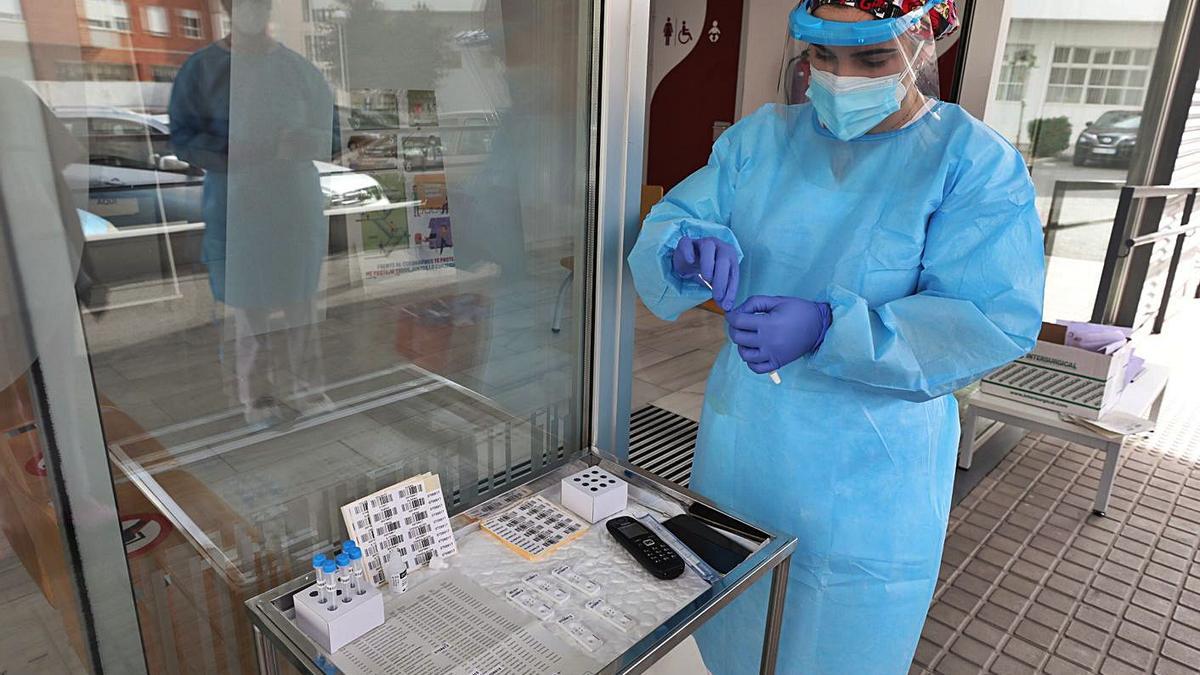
xmin=57 ymin=107 xmax=389 ymax=288
xmin=56 ymin=107 xmax=388 ymax=229
xmin=1073 ymin=110 xmax=1140 ymax=166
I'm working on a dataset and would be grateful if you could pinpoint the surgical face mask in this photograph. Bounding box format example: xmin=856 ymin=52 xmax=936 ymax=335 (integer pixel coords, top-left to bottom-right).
xmin=806 ymin=68 xmax=907 ymax=141
xmin=232 ymin=2 xmax=272 ymax=35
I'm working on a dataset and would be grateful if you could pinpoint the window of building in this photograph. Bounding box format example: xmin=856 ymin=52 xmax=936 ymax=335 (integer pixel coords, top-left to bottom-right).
xmin=151 ymin=65 xmax=179 ymax=82
xmin=180 ymin=9 xmax=203 ymax=38
xmin=1046 ymin=46 xmax=1155 ymax=106
xmin=217 ymin=13 xmax=232 ymax=39
xmin=144 ymin=6 xmax=169 ymax=35
xmin=85 ymin=0 xmax=131 ymax=31
xmin=995 ymin=44 xmax=1034 ymax=102
xmin=0 ymin=0 xmax=22 ymax=21
xmin=57 ymin=61 xmax=136 ymax=82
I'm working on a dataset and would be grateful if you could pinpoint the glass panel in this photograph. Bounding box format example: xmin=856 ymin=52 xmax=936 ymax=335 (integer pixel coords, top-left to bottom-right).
xmin=984 ymin=6 xmax=1171 ymax=324
xmin=0 ymin=0 xmax=596 ymax=672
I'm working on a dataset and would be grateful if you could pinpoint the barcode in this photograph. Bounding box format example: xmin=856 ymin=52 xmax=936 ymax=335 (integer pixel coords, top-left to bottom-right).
xmin=373 ymin=493 xmax=394 ymax=505
xmin=408 ymin=497 xmax=427 ymax=509
xmin=352 ymin=503 xmax=367 ymax=514
xmin=412 ymin=524 xmax=432 ymax=536
xmin=414 ymin=536 xmax=436 ymax=549
xmin=375 ymin=521 xmax=405 ymax=536
xmin=405 ymin=485 xmax=421 ymax=496
xmin=404 ymin=511 xmax=429 ymax=525
xmin=378 ymin=506 xmax=399 ymax=520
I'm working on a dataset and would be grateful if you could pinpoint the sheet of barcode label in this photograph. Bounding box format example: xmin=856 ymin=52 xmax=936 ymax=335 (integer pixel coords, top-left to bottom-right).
xmin=341 ymin=473 xmax=458 ymax=586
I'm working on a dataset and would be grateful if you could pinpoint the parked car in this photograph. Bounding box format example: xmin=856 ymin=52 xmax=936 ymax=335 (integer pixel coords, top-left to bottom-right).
xmin=1073 ymin=110 xmax=1141 ymax=167
xmin=56 ymin=107 xmax=389 ymax=288
xmin=55 ymin=106 xmax=388 ymax=229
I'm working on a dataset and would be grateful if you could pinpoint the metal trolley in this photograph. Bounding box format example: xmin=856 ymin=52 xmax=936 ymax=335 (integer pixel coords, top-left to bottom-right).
xmin=247 ymin=453 xmax=797 ymax=675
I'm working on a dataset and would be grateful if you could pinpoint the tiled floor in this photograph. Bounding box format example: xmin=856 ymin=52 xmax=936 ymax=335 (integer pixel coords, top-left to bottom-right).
xmin=917 ymin=301 xmax=1200 ymax=675
xmin=0 ymin=537 xmax=89 ymax=674
xmin=632 ymin=301 xmax=724 ymax=422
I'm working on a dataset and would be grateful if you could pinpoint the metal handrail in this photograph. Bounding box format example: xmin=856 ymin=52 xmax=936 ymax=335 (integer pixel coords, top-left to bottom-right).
xmin=1043 ymin=180 xmax=1125 ymax=254
xmin=1126 ymin=221 xmax=1200 ymax=247
xmin=1092 ymin=185 xmax=1198 ymax=333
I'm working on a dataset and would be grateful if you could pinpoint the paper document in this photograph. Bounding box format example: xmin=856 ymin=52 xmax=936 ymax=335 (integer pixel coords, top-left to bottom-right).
xmin=332 ymin=572 xmax=602 ymax=675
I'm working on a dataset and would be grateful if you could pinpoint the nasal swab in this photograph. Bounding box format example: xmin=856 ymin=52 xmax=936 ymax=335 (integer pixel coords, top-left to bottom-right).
xmin=697 ymin=275 xmax=782 ymax=385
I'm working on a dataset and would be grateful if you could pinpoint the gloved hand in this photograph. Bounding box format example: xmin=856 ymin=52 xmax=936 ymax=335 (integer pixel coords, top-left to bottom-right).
xmin=671 ymin=235 xmax=739 ymax=311
xmin=726 ymin=295 xmax=832 ymax=374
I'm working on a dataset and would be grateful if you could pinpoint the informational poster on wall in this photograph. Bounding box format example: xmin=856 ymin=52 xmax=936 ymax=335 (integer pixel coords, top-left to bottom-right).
xmin=344 ymin=88 xmax=456 ymax=285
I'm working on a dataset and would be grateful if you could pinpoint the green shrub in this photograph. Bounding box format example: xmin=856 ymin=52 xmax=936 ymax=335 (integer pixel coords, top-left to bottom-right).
xmin=1027 ymin=116 xmax=1072 ymax=158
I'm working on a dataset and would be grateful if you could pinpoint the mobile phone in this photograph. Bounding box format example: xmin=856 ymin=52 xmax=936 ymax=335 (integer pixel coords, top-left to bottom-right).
xmin=664 ymin=514 xmax=752 ymax=574
xmin=605 ymin=516 xmax=684 ymax=580
xmin=687 ymin=501 xmax=769 ymax=543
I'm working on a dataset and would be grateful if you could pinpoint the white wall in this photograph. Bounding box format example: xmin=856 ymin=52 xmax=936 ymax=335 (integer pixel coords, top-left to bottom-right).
xmin=1010 ymin=0 xmax=1170 ymax=23
xmin=984 ymin=18 xmax=1163 ymax=146
xmin=735 ymin=0 xmax=793 ymax=119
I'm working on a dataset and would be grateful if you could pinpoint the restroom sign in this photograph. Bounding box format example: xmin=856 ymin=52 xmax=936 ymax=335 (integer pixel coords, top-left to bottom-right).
xmin=122 ymin=514 xmax=173 ymax=558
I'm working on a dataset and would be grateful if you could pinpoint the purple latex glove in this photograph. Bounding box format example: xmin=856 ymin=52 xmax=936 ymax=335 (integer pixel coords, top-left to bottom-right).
xmin=726 ymin=296 xmax=832 ymax=374
xmin=1061 ymin=321 xmax=1129 ymax=353
xmin=671 ymin=235 xmax=739 ymax=311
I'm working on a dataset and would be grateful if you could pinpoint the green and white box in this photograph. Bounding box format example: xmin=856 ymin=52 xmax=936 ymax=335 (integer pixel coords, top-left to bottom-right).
xmin=980 ymin=323 xmax=1133 ymax=420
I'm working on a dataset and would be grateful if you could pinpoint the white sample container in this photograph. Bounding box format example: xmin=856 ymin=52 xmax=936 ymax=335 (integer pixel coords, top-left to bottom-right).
xmin=561 ymin=467 xmax=628 ymax=524
xmin=981 ymin=322 xmax=1133 ymax=420
xmin=293 ymin=580 xmax=385 ymax=653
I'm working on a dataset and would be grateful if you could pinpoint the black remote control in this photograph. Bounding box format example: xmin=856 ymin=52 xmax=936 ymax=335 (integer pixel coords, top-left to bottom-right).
xmin=606 ymin=516 xmax=685 ymax=580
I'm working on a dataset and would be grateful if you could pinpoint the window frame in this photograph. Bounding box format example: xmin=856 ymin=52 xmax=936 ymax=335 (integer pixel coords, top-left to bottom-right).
xmin=144 ymin=5 xmax=170 ymax=36
xmin=179 ymin=8 xmax=204 ymax=39
xmin=1045 ymin=44 xmax=1155 ymax=107
xmin=995 ymin=43 xmax=1035 ymax=103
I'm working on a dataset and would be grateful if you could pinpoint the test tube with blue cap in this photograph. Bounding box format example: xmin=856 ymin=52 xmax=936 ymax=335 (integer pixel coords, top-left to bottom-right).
xmin=696 ymin=274 xmax=782 ymax=385
xmin=312 ymin=553 xmax=328 ymax=604
xmin=342 ymin=540 xmax=356 ymax=553
xmin=335 ymin=553 xmax=353 ymax=602
xmin=320 ymin=560 xmax=338 ymax=608
xmin=347 ymin=547 xmax=368 ymax=595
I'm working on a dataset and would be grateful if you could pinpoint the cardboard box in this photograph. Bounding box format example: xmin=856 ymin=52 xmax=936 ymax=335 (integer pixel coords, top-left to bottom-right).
xmin=981 ymin=323 xmax=1133 ymax=419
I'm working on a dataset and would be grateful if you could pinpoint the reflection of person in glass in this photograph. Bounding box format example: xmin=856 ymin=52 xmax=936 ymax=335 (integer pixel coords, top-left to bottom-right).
xmin=169 ymin=0 xmax=339 ymax=425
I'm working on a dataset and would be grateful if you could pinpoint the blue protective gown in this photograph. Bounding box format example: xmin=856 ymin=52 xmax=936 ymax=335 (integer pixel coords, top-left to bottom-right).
xmin=628 ymin=102 xmax=1045 ymax=674
xmin=169 ymin=41 xmax=338 ymax=308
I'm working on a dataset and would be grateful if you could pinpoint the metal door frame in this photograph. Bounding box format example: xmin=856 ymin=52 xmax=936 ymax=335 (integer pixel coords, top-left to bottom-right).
xmin=591 ymin=0 xmax=652 ymax=459
xmin=0 ymin=105 xmax=149 ymax=673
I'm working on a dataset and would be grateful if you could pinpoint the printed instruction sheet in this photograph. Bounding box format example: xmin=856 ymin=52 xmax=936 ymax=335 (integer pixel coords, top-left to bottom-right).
xmin=332 ymin=572 xmax=603 ymax=675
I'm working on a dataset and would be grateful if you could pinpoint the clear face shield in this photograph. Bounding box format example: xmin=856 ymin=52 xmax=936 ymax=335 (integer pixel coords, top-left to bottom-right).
xmin=780 ymin=0 xmax=943 ymax=142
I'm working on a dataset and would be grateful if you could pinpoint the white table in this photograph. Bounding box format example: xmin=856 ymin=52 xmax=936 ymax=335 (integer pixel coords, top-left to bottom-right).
xmin=958 ymin=364 xmax=1170 ymax=516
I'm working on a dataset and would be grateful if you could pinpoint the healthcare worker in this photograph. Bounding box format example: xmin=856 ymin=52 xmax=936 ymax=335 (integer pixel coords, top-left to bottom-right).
xmin=170 ymin=0 xmax=338 ymax=424
xmin=628 ymin=0 xmax=1045 ymax=672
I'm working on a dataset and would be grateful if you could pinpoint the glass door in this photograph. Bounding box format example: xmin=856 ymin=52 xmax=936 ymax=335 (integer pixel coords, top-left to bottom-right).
xmin=0 ymin=0 xmax=598 ymax=671
xmin=971 ymin=0 xmax=1174 ymax=323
